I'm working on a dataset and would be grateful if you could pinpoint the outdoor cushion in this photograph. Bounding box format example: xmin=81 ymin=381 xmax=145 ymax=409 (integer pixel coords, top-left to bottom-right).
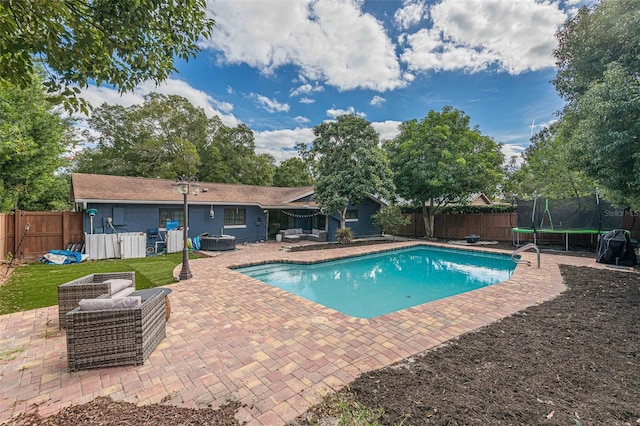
xmin=312 ymin=228 xmax=319 ymax=235
xmin=78 ymin=296 xmax=142 ymax=311
xmin=102 ymin=278 xmax=133 ymax=294
xmin=111 ymin=287 xmax=136 ymax=299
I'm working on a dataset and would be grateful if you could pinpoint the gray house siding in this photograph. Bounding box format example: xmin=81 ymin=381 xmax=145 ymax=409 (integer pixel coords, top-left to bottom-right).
xmin=81 ymin=197 xmax=381 ymax=245
xmin=83 ymin=203 xmax=268 ymax=244
xmin=326 ymin=198 xmax=382 ymax=241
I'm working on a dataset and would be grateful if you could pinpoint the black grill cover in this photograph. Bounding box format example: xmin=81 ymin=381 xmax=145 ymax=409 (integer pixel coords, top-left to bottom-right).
xmin=596 ymin=229 xmax=638 ymax=266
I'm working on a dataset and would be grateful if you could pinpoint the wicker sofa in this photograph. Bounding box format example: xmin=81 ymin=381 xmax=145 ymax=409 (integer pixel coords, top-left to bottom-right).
xmin=65 ymin=289 xmax=167 ymax=372
xmin=57 ymin=272 xmax=136 ymax=329
xmin=280 ymin=228 xmax=327 ymax=243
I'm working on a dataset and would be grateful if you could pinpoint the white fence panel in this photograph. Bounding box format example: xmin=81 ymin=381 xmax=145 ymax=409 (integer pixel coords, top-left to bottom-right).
xmin=85 ymin=232 xmax=147 ymax=260
xmin=165 ymin=230 xmax=183 ymax=254
xmin=104 ymin=234 xmax=119 ymax=259
xmin=120 ymin=233 xmax=147 ymax=259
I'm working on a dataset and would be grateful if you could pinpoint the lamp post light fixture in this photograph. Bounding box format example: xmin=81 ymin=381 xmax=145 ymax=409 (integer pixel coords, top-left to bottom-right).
xmin=172 ymin=176 xmax=200 ymax=280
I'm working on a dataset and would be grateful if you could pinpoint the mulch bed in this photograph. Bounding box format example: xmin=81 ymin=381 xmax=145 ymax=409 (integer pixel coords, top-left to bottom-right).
xmin=294 ymin=264 xmax=640 ymax=425
xmin=8 ymin=263 xmax=640 ymax=425
xmin=7 ymin=397 xmax=244 ymax=426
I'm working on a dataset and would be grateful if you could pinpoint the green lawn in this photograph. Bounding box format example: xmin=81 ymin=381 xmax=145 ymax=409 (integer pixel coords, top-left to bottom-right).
xmin=0 ymin=252 xmax=199 ymax=315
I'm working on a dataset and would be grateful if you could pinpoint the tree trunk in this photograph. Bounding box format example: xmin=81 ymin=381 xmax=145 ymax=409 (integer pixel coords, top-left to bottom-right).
xmin=340 ymin=207 xmax=347 ymax=229
xmin=422 ymin=200 xmax=436 ymax=238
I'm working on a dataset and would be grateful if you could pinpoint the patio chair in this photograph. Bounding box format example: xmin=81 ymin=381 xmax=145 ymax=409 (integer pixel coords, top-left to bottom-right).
xmin=65 ymin=289 xmax=166 ymax=372
xmin=57 ymin=272 xmax=136 ymax=329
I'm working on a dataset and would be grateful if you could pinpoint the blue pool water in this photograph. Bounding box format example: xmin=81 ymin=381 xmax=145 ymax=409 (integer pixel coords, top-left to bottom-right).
xmin=235 ymin=246 xmax=516 ymax=318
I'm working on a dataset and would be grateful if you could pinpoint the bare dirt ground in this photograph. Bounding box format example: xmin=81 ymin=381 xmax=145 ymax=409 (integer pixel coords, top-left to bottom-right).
xmin=6 ymin=246 xmax=640 ymax=425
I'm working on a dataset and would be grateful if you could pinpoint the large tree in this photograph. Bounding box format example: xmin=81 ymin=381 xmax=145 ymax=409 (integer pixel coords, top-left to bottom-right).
xmin=301 ymin=114 xmax=394 ymax=229
xmin=385 ymin=106 xmax=504 ymax=238
xmin=0 ymin=1 xmax=214 ymax=112
xmin=273 ymin=158 xmax=312 ymax=187
xmin=74 ymin=93 xmax=275 ymax=184
xmin=502 ymin=123 xmax=596 ymax=200
xmin=0 ymin=71 xmax=74 ymax=211
xmin=553 ymin=0 xmax=640 ymax=209
xmin=200 ymin=123 xmax=275 ymax=186
xmin=74 ymin=93 xmax=204 ymax=178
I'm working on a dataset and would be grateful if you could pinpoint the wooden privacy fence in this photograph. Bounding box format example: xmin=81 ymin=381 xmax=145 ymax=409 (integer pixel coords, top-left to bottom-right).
xmin=397 ymin=212 xmax=640 ymax=245
xmin=0 ymin=210 xmax=84 ymax=260
xmin=397 ymin=212 xmax=514 ymax=241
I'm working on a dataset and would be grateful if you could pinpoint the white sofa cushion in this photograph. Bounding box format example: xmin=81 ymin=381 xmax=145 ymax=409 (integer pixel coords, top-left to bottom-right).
xmin=111 ymin=287 xmax=136 ymax=299
xmin=78 ymin=296 xmax=142 ymax=311
xmin=102 ymin=278 xmax=133 ymax=294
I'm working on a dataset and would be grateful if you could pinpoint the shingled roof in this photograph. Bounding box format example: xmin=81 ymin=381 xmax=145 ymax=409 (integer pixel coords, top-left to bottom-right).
xmin=71 ymin=173 xmax=317 ymax=209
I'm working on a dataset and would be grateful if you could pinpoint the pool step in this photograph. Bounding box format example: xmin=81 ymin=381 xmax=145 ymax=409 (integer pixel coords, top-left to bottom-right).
xmin=236 ymin=263 xmax=293 ymax=276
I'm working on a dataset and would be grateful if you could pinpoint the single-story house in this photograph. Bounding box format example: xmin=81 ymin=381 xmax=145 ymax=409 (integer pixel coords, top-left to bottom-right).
xmin=71 ymin=173 xmax=385 ymax=244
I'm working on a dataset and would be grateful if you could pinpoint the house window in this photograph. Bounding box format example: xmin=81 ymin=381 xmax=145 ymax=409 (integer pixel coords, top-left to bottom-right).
xmin=345 ymin=210 xmax=358 ymax=221
xmin=159 ymin=208 xmax=184 ymax=228
xmin=224 ymin=208 xmax=246 ymax=226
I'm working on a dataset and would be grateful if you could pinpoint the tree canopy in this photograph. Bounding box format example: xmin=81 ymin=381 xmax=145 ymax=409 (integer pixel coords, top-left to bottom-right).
xmin=553 ymin=0 xmax=640 ymax=209
xmin=0 ymin=0 xmax=214 ymax=112
xmin=273 ymin=158 xmax=312 ymax=187
xmin=301 ymin=114 xmax=394 ymax=229
xmin=73 ymin=93 xmax=275 ymax=185
xmin=0 ymin=71 xmax=74 ymax=211
xmin=502 ymin=123 xmax=596 ymax=200
xmin=385 ymin=106 xmax=504 ymax=237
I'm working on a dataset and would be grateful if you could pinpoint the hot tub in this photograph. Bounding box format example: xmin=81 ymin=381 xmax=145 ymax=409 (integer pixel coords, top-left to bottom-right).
xmin=198 ymin=234 xmax=236 ymax=251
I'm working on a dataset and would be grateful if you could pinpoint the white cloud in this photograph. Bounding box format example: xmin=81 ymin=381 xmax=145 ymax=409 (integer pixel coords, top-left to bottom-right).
xmin=326 ymin=106 xmax=366 ymax=119
xmin=401 ymin=0 xmax=568 ymax=74
xmin=250 ymin=93 xmax=290 ymax=113
xmin=394 ymin=0 xmax=427 ymax=30
xmin=290 ymin=83 xmax=324 ymax=97
xmin=254 ymin=127 xmax=315 ymax=163
xmin=299 ymin=97 xmax=315 ymax=104
xmin=500 ymin=143 xmax=526 ymax=165
xmin=294 ymin=116 xmax=311 ymax=124
xmin=77 ymin=85 xmax=143 ymax=110
xmin=370 ymin=95 xmax=386 ymax=106
xmin=78 ymin=79 xmax=241 ymax=127
xmin=203 ymin=0 xmax=407 ymax=91
xmin=372 ymin=120 xmax=402 ymax=142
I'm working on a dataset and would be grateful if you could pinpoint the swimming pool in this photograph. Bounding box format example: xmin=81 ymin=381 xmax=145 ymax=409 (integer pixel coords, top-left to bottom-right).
xmin=235 ymin=246 xmax=516 ymax=318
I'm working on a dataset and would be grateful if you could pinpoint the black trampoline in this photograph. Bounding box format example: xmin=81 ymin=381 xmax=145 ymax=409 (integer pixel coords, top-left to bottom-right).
xmin=511 ymin=192 xmax=628 ymax=251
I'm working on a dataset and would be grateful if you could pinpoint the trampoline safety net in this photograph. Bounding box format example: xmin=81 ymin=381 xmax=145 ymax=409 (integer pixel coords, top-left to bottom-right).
xmin=515 ymin=195 xmax=625 ymax=232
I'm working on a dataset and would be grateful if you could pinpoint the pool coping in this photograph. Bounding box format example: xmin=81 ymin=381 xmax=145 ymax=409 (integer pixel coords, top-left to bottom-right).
xmin=0 ymin=240 xmax=606 ymax=425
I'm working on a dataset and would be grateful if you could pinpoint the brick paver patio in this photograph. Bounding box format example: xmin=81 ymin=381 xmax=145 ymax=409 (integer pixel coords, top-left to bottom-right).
xmin=0 ymin=241 xmax=609 ymax=424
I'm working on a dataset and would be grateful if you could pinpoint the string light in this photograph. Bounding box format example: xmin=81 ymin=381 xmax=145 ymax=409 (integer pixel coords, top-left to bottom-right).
xmin=279 ymin=209 xmax=324 ymax=218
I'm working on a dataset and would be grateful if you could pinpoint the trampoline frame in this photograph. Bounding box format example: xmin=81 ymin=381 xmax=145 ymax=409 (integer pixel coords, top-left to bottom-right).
xmin=511 ymin=191 xmax=629 ymax=251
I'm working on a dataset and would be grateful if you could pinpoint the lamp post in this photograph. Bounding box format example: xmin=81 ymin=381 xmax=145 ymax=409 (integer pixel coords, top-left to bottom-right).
xmin=172 ymin=176 xmax=200 ymax=280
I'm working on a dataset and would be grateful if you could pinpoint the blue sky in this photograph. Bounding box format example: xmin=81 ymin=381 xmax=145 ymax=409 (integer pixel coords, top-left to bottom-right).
xmin=78 ymin=0 xmax=592 ymax=164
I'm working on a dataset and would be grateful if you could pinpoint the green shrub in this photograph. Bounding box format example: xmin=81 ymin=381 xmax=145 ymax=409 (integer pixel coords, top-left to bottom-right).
xmin=336 ymin=227 xmax=353 ymax=244
xmin=372 ymin=205 xmax=411 ymax=240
